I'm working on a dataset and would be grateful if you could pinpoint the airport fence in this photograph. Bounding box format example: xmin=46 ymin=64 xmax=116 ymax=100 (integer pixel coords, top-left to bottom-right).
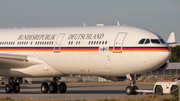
xmin=141 ymin=69 xmax=180 ymax=82
xmin=24 ymin=75 xmax=112 ymax=83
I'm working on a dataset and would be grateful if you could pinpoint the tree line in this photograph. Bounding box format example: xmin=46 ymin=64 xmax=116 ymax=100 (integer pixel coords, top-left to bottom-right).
xmin=169 ymin=45 xmax=180 ymax=62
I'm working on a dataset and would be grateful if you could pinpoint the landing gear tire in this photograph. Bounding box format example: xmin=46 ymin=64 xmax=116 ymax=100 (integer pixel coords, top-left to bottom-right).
xmin=59 ymin=82 xmax=67 ymax=93
xmin=126 ymin=74 xmax=141 ymax=95
xmin=171 ymin=85 xmax=178 ymax=92
xmin=133 ymin=86 xmax=138 ymax=95
xmin=126 ymin=86 xmax=133 ymax=95
xmin=5 ymin=84 xmax=13 ymax=93
xmin=4 ymin=77 xmax=22 ymax=94
xmin=49 ymin=83 xmax=58 ymax=93
xmin=41 ymin=82 xmax=49 ymax=93
xmin=13 ymin=83 xmax=20 ymax=93
xmin=171 ymin=85 xmax=178 ymax=95
xmin=156 ymin=85 xmax=163 ymax=95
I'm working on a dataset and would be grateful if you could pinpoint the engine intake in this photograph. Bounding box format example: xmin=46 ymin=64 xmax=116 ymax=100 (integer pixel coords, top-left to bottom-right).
xmin=116 ymin=76 xmax=127 ymax=81
xmin=100 ymin=76 xmax=127 ymax=81
xmin=156 ymin=62 xmax=169 ymax=71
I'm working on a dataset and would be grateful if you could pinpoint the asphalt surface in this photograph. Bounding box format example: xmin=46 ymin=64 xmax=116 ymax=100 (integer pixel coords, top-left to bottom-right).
xmin=0 ymin=83 xmax=155 ymax=100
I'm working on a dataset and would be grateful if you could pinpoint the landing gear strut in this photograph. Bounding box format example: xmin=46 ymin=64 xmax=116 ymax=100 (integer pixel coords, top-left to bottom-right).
xmin=125 ymin=74 xmax=140 ymax=95
xmin=41 ymin=77 xmax=67 ymax=93
xmin=5 ymin=77 xmax=22 ymax=93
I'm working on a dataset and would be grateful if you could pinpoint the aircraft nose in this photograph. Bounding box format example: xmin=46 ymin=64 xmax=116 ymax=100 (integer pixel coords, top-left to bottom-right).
xmin=161 ymin=48 xmax=171 ymax=62
xmin=151 ymin=47 xmax=171 ymax=70
xmin=142 ymin=47 xmax=171 ymax=71
xmin=164 ymin=47 xmax=171 ymax=60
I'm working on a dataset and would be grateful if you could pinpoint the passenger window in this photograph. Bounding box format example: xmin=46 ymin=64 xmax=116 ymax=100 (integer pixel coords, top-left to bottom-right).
xmin=160 ymin=39 xmax=165 ymax=44
xmin=138 ymin=39 xmax=145 ymax=44
xmin=151 ymin=39 xmax=160 ymax=44
xmin=145 ymin=39 xmax=150 ymax=44
xmin=105 ymin=41 xmax=107 ymax=44
xmin=91 ymin=41 xmax=93 ymax=44
xmin=102 ymin=41 xmax=104 ymax=44
xmin=96 ymin=41 xmax=99 ymax=44
xmin=94 ymin=41 xmax=96 ymax=44
xmin=99 ymin=41 xmax=101 ymax=44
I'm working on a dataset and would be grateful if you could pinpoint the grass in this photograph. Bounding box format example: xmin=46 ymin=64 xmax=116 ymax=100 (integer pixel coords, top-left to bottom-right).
xmin=0 ymin=95 xmax=174 ymax=101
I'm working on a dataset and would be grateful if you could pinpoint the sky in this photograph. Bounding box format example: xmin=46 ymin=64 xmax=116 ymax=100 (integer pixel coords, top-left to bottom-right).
xmin=0 ymin=0 xmax=180 ymax=43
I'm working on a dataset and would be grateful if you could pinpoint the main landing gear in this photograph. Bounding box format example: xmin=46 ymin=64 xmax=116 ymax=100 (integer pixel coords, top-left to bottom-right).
xmin=125 ymin=74 xmax=141 ymax=95
xmin=41 ymin=77 xmax=67 ymax=93
xmin=4 ymin=77 xmax=67 ymax=94
xmin=5 ymin=77 xmax=22 ymax=93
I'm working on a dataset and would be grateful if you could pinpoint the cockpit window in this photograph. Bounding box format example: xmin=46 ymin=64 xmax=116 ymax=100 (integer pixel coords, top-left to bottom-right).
xmin=151 ymin=39 xmax=160 ymax=44
xmin=160 ymin=39 xmax=165 ymax=44
xmin=138 ymin=39 xmax=145 ymax=44
xmin=145 ymin=39 xmax=150 ymax=44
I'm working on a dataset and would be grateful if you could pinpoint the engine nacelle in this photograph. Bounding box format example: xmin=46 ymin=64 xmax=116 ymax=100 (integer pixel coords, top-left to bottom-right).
xmin=156 ymin=62 xmax=169 ymax=71
xmin=116 ymin=76 xmax=127 ymax=81
xmin=100 ymin=76 xmax=127 ymax=81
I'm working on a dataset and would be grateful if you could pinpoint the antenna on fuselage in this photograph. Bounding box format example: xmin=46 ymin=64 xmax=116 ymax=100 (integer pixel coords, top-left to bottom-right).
xmin=117 ymin=21 xmax=120 ymax=26
xmin=83 ymin=23 xmax=86 ymax=27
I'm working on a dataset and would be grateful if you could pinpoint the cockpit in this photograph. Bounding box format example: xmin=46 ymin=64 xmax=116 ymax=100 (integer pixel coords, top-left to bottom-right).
xmin=138 ymin=38 xmax=165 ymax=44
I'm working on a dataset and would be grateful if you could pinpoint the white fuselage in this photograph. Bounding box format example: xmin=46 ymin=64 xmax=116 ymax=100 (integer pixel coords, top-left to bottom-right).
xmin=0 ymin=26 xmax=171 ymax=77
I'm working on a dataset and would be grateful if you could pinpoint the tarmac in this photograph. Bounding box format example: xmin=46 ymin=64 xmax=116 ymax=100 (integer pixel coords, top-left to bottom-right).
xmin=0 ymin=83 xmax=155 ymax=100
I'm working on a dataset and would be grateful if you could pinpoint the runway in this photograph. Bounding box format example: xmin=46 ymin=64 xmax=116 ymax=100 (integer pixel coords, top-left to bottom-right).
xmin=0 ymin=83 xmax=154 ymax=100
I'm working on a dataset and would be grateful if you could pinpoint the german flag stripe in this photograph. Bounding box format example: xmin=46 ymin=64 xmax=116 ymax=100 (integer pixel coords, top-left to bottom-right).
xmin=109 ymin=47 xmax=170 ymax=52
xmin=60 ymin=47 xmax=99 ymax=52
xmin=0 ymin=47 xmax=169 ymax=52
xmin=0 ymin=47 xmax=53 ymax=51
xmin=0 ymin=47 xmax=99 ymax=52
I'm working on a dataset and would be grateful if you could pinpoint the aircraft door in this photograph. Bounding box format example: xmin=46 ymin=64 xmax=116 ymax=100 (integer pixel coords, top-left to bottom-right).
xmin=54 ymin=34 xmax=65 ymax=53
xmin=113 ymin=32 xmax=127 ymax=53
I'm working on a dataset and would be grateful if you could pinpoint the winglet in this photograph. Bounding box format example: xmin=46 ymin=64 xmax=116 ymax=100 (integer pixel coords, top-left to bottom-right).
xmin=167 ymin=32 xmax=176 ymax=44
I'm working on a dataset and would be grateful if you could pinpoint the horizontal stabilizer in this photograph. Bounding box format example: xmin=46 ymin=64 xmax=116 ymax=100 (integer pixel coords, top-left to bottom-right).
xmin=167 ymin=32 xmax=176 ymax=44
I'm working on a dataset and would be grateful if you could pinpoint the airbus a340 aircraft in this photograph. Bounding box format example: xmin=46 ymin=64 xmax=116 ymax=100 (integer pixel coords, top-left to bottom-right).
xmin=0 ymin=25 xmax=175 ymax=95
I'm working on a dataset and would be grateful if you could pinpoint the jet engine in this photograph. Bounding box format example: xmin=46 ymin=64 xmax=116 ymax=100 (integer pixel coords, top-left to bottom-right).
xmin=100 ymin=76 xmax=127 ymax=81
xmin=116 ymin=76 xmax=127 ymax=81
xmin=156 ymin=62 xmax=169 ymax=71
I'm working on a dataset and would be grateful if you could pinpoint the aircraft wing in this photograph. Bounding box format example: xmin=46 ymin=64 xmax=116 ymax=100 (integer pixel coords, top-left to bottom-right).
xmin=0 ymin=53 xmax=42 ymax=69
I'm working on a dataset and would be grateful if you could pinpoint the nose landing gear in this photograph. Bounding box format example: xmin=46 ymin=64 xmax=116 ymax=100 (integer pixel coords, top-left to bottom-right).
xmin=125 ymin=74 xmax=140 ymax=95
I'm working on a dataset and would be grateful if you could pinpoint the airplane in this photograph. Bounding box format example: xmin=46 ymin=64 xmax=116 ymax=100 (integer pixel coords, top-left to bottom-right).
xmin=0 ymin=25 xmax=175 ymax=95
